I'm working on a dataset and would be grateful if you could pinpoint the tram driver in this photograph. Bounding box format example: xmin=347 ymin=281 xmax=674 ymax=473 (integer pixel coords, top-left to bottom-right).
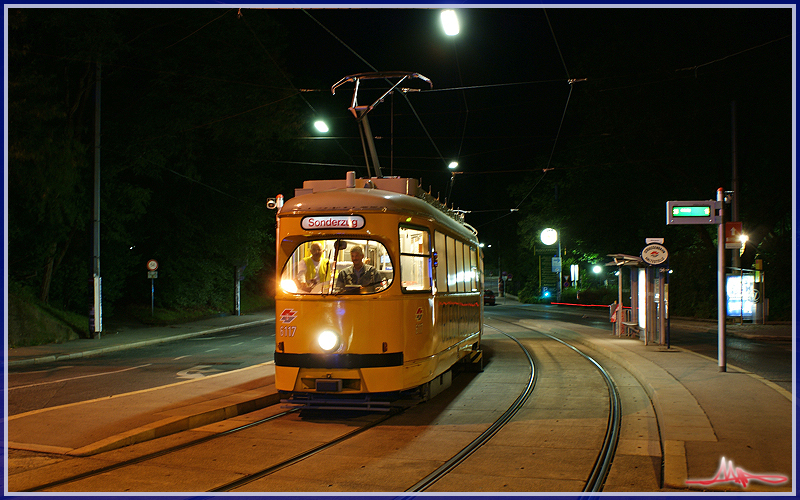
xmin=296 ymin=242 xmax=331 ymax=293
xmin=334 ymin=245 xmax=385 ymax=293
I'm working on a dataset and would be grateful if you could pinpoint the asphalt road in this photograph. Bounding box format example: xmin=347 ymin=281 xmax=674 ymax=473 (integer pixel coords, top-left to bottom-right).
xmin=7 ymin=304 xmax=791 ymax=416
xmin=6 ymin=322 xmax=275 ymax=416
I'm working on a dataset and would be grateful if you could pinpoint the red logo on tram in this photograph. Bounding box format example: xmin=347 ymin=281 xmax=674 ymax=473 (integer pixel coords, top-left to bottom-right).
xmin=415 ymin=307 xmax=423 ymax=322
xmin=280 ymin=309 xmax=298 ymax=324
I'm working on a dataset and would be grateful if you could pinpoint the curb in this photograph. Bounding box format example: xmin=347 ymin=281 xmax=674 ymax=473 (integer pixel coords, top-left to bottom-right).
xmin=68 ymin=391 xmax=281 ymax=457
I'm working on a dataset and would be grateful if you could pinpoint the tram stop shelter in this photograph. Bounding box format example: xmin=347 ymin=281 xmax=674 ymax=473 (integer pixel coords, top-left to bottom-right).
xmin=606 ymin=253 xmax=670 ymax=346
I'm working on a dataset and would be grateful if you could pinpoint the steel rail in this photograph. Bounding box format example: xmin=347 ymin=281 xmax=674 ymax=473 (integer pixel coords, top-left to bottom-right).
xmin=405 ymin=323 xmax=538 ymax=492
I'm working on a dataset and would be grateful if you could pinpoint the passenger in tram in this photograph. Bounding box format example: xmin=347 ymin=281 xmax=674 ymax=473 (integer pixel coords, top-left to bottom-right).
xmin=334 ymin=245 xmax=385 ymax=293
xmin=296 ymin=242 xmax=331 ymax=292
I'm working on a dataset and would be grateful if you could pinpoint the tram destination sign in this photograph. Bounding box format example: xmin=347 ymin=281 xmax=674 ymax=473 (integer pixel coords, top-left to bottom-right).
xmin=666 ymin=200 xmax=721 ymax=225
xmin=301 ymin=215 xmax=365 ymax=230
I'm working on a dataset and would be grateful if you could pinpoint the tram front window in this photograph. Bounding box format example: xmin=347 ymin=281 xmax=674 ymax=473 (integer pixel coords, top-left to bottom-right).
xmin=280 ymin=239 xmax=393 ymax=295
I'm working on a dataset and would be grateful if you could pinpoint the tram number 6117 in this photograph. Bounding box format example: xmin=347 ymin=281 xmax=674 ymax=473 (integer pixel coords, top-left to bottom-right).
xmin=280 ymin=326 xmax=297 ymax=337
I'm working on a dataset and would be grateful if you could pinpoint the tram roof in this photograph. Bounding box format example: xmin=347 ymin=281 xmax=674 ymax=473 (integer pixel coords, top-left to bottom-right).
xmin=280 ymin=177 xmax=478 ymax=240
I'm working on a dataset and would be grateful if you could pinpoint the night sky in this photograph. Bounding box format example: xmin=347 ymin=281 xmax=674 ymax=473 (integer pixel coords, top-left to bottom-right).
xmin=250 ymin=6 xmax=792 ymax=239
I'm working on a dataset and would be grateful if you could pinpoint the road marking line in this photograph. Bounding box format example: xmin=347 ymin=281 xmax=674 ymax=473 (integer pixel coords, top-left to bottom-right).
xmin=7 ymin=362 xmax=275 ymax=420
xmin=8 ymin=364 xmax=153 ymax=391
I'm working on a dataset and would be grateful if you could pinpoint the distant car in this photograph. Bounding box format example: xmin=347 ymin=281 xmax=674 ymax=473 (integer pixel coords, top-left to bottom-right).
xmin=484 ymin=289 xmax=496 ymax=306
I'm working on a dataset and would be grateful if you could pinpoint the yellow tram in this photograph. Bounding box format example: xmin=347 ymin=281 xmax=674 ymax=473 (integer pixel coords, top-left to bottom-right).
xmin=273 ymin=173 xmax=484 ymax=409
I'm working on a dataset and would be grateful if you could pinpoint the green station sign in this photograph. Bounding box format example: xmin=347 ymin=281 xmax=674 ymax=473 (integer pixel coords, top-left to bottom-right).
xmin=672 ymin=205 xmax=711 ymax=217
xmin=666 ymin=200 xmax=721 ymax=225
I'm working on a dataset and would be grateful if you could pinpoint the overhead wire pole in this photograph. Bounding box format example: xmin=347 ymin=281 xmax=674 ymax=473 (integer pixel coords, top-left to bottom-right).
xmin=91 ymin=60 xmax=102 ymax=339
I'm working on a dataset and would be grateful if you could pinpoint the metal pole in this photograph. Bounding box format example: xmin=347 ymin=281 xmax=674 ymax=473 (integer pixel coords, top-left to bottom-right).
xmin=717 ymin=187 xmax=726 ymax=372
xmin=659 ymin=268 xmax=666 ymax=345
xmin=92 ymin=61 xmax=102 ymax=338
xmin=731 ymin=101 xmax=740 ymax=269
xmin=617 ymin=265 xmax=623 ymax=337
xmin=557 ymin=236 xmax=562 ymax=302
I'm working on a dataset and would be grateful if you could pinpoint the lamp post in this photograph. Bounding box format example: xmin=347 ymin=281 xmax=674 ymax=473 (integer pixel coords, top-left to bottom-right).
xmin=540 ymin=228 xmax=562 ymax=301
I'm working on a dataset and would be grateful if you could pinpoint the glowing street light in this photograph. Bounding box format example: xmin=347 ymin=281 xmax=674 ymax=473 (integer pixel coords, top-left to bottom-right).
xmin=441 ymin=10 xmax=459 ymax=36
xmin=313 ymin=120 xmax=329 ymax=133
xmin=448 ymin=161 xmax=459 ymax=169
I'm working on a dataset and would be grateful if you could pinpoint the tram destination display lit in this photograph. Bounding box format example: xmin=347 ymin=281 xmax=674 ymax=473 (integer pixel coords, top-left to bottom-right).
xmin=666 ymin=200 xmax=721 ymax=225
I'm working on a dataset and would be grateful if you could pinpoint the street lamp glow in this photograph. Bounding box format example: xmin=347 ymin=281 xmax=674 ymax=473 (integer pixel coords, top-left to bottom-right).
xmin=314 ymin=120 xmax=329 ymax=133
xmin=540 ymin=228 xmax=558 ymax=246
xmin=593 ymin=265 xmax=603 ymax=274
xmin=441 ymin=10 xmax=459 ymax=36
xmin=739 ymin=234 xmax=749 ymax=243
xmin=448 ymin=161 xmax=459 ymax=169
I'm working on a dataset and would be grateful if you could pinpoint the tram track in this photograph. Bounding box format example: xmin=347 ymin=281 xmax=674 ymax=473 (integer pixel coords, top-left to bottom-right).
xmin=485 ymin=316 xmax=623 ymax=492
xmin=406 ymin=324 xmax=538 ymax=492
xmin=24 ymin=318 xmax=626 ymax=493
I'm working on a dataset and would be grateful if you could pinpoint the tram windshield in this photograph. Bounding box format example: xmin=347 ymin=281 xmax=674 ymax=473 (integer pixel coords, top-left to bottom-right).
xmin=280 ymin=239 xmax=393 ymax=295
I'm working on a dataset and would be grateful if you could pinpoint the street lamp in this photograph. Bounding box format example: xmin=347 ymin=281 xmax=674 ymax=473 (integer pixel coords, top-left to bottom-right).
xmin=314 ymin=120 xmax=329 ymax=133
xmin=540 ymin=228 xmax=562 ymax=301
xmin=444 ymin=162 xmax=461 ymax=207
xmin=441 ymin=10 xmax=459 ymax=36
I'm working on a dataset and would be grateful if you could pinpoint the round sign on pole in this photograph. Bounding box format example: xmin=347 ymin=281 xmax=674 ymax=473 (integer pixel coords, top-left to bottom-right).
xmin=641 ymin=244 xmax=668 ymax=265
xmin=147 ymin=259 xmax=159 ymax=271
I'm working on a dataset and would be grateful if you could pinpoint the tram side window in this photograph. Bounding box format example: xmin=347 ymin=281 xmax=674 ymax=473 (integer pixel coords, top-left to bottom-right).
xmin=279 ymin=239 xmax=393 ymax=295
xmin=455 ymin=240 xmax=465 ymax=292
xmin=470 ymin=246 xmax=479 ymax=292
xmin=446 ymin=236 xmax=457 ymax=291
xmin=399 ymin=227 xmax=431 ymax=292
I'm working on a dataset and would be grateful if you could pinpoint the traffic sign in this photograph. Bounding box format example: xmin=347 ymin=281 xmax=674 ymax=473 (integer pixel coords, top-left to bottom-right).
xmin=147 ymin=259 xmax=159 ymax=271
xmin=725 ymin=221 xmax=743 ymax=249
xmin=666 ymin=200 xmax=721 ymax=225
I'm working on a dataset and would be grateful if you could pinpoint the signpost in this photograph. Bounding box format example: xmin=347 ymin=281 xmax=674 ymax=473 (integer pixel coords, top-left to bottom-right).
xmin=147 ymin=260 xmax=158 ymax=317
xmin=666 ymin=190 xmax=727 ymax=371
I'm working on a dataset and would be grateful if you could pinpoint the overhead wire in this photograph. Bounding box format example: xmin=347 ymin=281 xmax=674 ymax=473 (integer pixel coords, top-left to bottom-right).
xmin=301 ymin=9 xmax=453 ymax=175
xmin=239 ymin=9 xmax=356 ymax=166
xmin=512 ymin=8 xmax=578 ymax=211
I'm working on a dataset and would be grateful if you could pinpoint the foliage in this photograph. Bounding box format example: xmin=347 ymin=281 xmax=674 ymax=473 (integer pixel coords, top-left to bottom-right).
xmin=7 ymin=9 xmax=319 ymax=319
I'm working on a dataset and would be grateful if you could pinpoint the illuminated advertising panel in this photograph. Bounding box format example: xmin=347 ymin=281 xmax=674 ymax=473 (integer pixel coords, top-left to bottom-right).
xmin=726 ymin=274 xmax=755 ymax=318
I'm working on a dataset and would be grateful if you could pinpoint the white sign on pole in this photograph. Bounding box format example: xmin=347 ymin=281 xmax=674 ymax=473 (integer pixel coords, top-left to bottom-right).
xmin=641 ymin=244 xmax=668 ymax=265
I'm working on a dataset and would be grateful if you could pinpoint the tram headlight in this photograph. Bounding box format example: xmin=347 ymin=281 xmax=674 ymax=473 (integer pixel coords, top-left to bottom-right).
xmin=317 ymin=330 xmax=340 ymax=352
xmin=280 ymin=279 xmax=298 ymax=293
